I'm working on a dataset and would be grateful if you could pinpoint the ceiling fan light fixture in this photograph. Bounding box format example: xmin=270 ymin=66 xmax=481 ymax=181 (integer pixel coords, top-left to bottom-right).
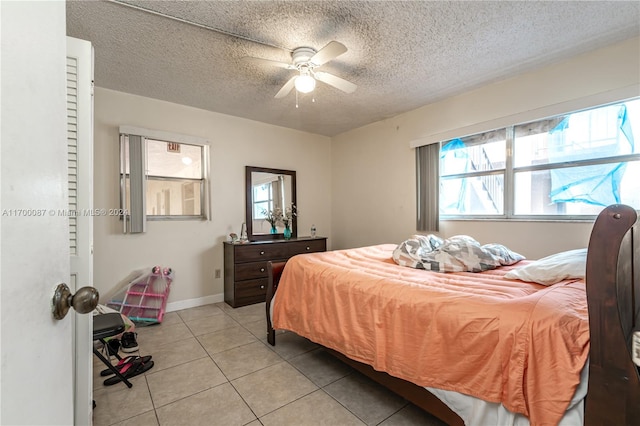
xmin=249 ymin=41 xmax=355 ymax=99
xmin=295 ymin=74 xmax=316 ymax=93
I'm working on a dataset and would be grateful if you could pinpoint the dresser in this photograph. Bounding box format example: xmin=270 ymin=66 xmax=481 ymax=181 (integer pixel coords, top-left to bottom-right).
xmin=223 ymin=237 xmax=327 ymax=308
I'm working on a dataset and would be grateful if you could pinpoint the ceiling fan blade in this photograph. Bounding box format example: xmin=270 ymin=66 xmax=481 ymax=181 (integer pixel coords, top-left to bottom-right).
xmin=310 ymin=41 xmax=347 ymax=66
xmin=275 ymin=76 xmax=297 ymax=98
xmin=314 ymin=72 xmax=357 ymax=94
xmin=243 ymin=56 xmax=294 ymax=70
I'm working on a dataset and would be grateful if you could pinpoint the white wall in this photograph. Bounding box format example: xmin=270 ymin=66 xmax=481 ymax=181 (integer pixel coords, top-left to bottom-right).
xmin=93 ymin=88 xmax=331 ymax=308
xmin=331 ymin=37 xmax=640 ymax=259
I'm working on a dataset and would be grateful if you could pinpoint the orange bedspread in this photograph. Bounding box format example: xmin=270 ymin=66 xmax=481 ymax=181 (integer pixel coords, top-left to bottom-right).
xmin=272 ymin=244 xmax=590 ymax=426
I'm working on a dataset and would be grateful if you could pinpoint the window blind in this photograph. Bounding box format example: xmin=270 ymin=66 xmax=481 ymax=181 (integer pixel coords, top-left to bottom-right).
xmin=127 ymin=134 xmax=146 ymax=233
xmin=416 ymin=143 xmax=440 ymax=232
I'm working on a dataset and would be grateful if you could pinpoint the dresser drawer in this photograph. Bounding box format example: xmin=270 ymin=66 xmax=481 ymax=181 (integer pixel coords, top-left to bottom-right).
xmin=234 ymin=244 xmax=289 ymax=263
xmin=235 ymin=278 xmax=268 ymax=305
xmin=235 ymin=261 xmax=268 ymax=281
xmin=234 ymin=239 xmax=326 ymax=262
xmin=285 ymin=239 xmax=326 ymax=256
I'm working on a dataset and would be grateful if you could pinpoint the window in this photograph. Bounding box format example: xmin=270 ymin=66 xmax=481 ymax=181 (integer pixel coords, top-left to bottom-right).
xmin=438 ymin=99 xmax=639 ymax=220
xmin=144 ymin=139 xmax=204 ymax=216
xmin=120 ymin=127 xmax=210 ymax=233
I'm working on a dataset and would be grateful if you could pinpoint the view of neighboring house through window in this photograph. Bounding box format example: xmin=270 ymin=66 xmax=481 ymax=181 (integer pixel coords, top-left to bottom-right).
xmin=121 ymin=134 xmax=208 ymax=222
xmin=438 ymin=98 xmax=639 ymax=219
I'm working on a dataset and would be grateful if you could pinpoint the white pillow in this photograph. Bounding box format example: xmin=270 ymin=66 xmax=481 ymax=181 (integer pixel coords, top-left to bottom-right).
xmin=503 ymin=248 xmax=587 ymax=286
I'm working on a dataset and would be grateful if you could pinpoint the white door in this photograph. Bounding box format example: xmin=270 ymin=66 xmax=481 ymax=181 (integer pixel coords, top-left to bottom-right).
xmin=67 ymin=36 xmax=95 ymax=426
xmin=1 ymin=2 xmax=75 ymax=424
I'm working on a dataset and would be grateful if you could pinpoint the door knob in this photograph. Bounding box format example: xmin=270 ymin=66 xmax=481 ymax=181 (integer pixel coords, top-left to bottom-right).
xmin=52 ymin=283 xmax=99 ymax=320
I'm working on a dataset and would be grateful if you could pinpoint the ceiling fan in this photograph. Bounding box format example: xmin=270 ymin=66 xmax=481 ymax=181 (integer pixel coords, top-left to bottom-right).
xmin=245 ymin=41 xmax=357 ymax=99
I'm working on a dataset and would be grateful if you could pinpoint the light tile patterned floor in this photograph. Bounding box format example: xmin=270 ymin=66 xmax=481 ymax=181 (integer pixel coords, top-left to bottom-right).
xmin=92 ymin=302 xmax=446 ymax=426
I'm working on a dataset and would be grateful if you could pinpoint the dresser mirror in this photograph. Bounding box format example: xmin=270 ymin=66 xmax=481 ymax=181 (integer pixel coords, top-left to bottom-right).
xmin=245 ymin=166 xmax=297 ymax=241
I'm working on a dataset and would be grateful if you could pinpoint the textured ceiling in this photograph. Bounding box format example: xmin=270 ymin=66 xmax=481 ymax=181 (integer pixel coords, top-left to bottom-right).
xmin=66 ymin=1 xmax=640 ymax=137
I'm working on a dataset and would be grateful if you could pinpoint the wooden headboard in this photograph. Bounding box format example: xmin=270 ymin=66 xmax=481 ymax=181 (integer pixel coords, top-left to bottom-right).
xmin=585 ymin=204 xmax=640 ymax=425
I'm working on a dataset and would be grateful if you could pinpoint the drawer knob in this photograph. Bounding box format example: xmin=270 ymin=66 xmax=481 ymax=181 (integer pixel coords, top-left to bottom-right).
xmin=260 ymin=268 xmax=265 ymax=272
xmin=306 ymin=246 xmax=310 ymax=250
xmin=260 ymin=251 xmax=265 ymax=255
xmin=260 ymin=285 xmax=265 ymax=289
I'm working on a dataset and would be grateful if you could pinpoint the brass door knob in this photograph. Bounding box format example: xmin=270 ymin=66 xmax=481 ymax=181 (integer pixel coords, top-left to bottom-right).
xmin=52 ymin=283 xmax=99 ymax=320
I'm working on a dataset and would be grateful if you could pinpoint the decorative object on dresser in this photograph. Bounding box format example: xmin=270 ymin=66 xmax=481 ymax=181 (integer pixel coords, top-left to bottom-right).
xmin=224 ymin=237 xmax=326 ymax=308
xmin=239 ymin=222 xmax=248 ymax=242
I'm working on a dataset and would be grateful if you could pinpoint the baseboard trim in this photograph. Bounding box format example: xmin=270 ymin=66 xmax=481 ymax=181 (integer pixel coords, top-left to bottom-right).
xmin=165 ymin=293 xmax=225 ymax=313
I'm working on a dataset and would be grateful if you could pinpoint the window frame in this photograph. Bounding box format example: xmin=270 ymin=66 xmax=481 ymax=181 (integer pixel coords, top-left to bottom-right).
xmin=438 ymin=99 xmax=640 ymax=222
xmin=119 ymin=126 xmax=211 ymax=233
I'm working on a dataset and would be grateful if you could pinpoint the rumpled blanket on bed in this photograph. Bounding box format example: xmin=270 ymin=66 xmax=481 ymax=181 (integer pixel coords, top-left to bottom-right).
xmin=393 ymin=234 xmax=524 ymax=272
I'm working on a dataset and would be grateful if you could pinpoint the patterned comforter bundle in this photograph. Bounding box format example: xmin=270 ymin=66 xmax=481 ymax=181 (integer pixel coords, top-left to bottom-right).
xmin=392 ymin=234 xmax=524 ymax=272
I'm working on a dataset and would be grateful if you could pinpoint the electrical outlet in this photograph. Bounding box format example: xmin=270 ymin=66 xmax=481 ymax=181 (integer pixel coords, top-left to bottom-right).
xmin=215 ymin=269 xmax=221 ymax=279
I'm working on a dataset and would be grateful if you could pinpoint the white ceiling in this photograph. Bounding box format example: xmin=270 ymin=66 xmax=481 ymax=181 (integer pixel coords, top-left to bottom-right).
xmin=66 ymin=1 xmax=640 ymax=137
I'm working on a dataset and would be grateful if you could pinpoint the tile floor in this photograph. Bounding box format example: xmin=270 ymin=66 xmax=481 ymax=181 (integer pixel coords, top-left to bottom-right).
xmin=92 ymin=302 xmax=446 ymax=426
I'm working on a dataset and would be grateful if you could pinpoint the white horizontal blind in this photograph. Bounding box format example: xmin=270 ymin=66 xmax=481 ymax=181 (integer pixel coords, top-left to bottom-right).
xmin=66 ymin=56 xmax=78 ymax=255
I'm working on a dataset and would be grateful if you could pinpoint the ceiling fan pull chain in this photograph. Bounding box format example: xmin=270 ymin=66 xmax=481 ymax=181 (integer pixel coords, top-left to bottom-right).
xmin=295 ymin=90 xmax=299 ymax=109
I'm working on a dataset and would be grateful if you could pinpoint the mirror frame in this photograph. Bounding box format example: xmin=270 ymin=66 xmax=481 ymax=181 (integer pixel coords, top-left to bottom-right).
xmin=245 ymin=166 xmax=297 ymax=241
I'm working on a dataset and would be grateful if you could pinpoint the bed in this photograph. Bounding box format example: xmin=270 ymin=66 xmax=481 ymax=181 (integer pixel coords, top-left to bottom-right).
xmin=265 ymin=204 xmax=640 ymax=425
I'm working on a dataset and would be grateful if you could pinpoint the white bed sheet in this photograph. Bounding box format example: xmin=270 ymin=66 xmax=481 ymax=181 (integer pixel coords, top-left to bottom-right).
xmin=426 ymin=361 xmax=587 ymax=425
